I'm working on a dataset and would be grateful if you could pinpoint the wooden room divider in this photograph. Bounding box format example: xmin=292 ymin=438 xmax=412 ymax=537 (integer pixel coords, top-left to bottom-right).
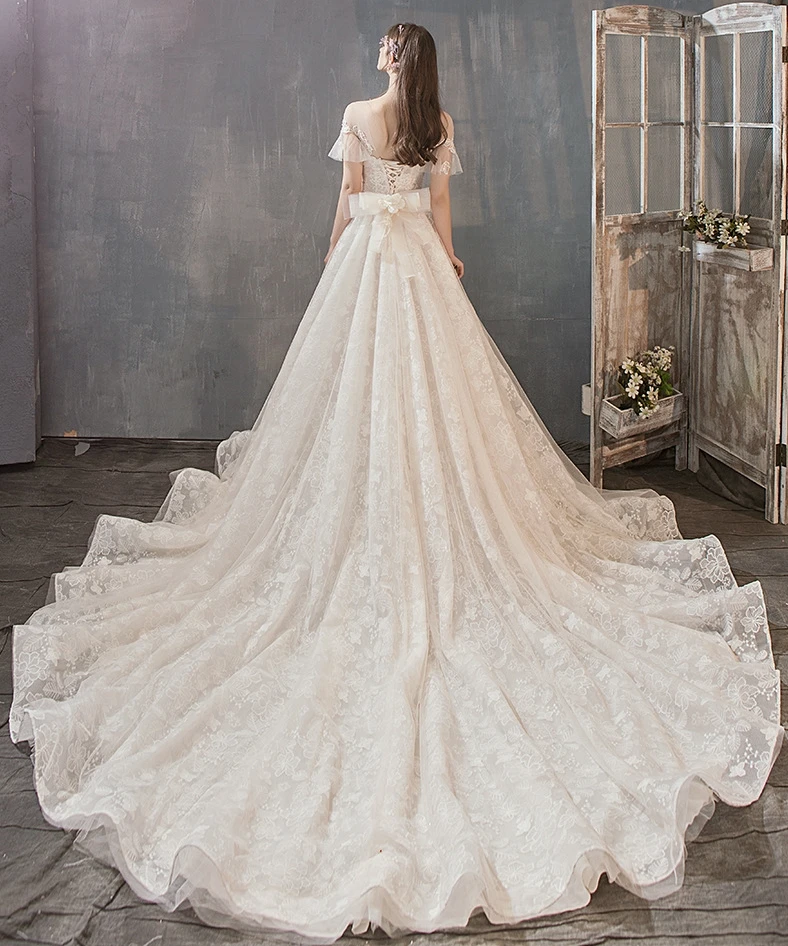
xmin=589 ymin=3 xmax=788 ymax=523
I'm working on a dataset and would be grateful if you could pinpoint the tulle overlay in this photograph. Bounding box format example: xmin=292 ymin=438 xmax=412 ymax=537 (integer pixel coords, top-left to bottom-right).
xmin=10 ymin=114 xmax=784 ymax=943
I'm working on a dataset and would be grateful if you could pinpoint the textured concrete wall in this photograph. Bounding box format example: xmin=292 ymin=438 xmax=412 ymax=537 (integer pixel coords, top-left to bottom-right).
xmin=32 ymin=0 xmax=740 ymax=441
xmin=1 ymin=0 xmax=37 ymax=461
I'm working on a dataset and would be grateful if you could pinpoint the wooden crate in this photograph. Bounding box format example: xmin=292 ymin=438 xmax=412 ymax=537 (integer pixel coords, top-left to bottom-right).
xmin=599 ymin=390 xmax=686 ymax=440
xmin=692 ymin=241 xmax=774 ymax=272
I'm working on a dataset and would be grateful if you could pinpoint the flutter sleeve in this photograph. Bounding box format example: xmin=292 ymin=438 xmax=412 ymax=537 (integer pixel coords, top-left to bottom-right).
xmin=431 ymin=132 xmax=463 ymax=176
xmin=328 ymin=109 xmax=367 ymax=164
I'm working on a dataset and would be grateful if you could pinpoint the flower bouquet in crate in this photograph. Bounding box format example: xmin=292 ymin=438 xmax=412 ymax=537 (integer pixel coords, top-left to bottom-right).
xmin=678 ymin=199 xmax=773 ymax=272
xmin=599 ymin=345 xmax=685 ymax=439
xmin=678 ymin=199 xmax=750 ymax=248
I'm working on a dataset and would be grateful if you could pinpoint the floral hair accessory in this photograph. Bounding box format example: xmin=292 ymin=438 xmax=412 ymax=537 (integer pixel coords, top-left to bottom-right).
xmin=380 ymin=25 xmax=404 ymax=62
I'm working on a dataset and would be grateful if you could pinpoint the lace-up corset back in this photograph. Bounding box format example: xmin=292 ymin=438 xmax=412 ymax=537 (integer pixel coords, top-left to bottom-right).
xmin=363 ymin=155 xmax=426 ymax=194
xmin=338 ymin=119 xmax=427 ymax=193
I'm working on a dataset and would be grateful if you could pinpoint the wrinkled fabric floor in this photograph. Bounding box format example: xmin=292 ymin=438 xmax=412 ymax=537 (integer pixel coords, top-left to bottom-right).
xmin=1 ymin=439 xmax=786 ymax=946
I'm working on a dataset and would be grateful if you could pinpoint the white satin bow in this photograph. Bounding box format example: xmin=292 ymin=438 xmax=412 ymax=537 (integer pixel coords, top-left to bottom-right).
xmin=377 ymin=193 xmax=407 ymax=215
xmin=348 ymin=188 xmax=432 ymax=279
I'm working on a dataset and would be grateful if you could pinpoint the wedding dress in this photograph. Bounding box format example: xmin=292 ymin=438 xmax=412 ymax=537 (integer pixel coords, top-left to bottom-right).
xmin=9 ymin=104 xmax=785 ymax=943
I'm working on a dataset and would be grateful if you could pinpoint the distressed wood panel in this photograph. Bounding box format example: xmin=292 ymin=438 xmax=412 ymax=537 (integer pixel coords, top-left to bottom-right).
xmin=703 ymin=2 xmax=787 ymax=32
xmin=689 ymin=3 xmax=786 ymax=522
xmin=692 ymin=264 xmax=775 ymax=479
xmin=592 ymin=216 xmax=690 ymax=480
xmin=602 ymin=6 xmax=686 ymax=34
xmin=591 ymin=8 xmax=692 ymax=489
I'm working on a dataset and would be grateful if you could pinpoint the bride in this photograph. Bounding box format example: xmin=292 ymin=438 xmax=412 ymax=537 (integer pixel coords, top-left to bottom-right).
xmin=10 ymin=21 xmax=784 ymax=944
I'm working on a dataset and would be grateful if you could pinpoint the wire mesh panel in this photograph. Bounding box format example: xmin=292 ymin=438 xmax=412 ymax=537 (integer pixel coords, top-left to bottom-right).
xmin=703 ymin=125 xmax=735 ymax=210
xmin=605 ymin=34 xmax=642 ymax=214
xmin=605 ymin=33 xmax=642 ymax=123
xmin=648 ymin=35 xmax=683 ymax=122
xmin=704 ymin=33 xmax=733 ymax=122
xmin=739 ymin=31 xmax=774 ymax=220
xmin=700 ymin=25 xmax=775 ymax=219
xmin=605 ymin=126 xmax=641 ymax=214
xmin=740 ymin=126 xmax=773 ymax=219
xmin=648 ymin=124 xmax=683 ymax=211
xmin=740 ymin=30 xmax=773 ymax=124
xmin=603 ymin=30 xmax=685 ymax=215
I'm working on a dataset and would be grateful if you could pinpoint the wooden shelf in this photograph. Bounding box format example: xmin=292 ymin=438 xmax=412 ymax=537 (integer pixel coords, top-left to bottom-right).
xmin=693 ymin=241 xmax=773 ymax=272
xmin=599 ymin=390 xmax=685 ymax=440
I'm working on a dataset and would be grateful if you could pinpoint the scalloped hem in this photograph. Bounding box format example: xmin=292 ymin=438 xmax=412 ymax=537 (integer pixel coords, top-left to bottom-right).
xmin=19 ymin=701 xmax=784 ymax=944
xmin=9 ymin=429 xmax=786 ymax=941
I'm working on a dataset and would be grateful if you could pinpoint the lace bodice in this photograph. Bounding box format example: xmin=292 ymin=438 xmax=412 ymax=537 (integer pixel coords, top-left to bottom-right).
xmin=358 ymin=148 xmax=430 ymax=194
xmin=328 ymin=106 xmax=462 ymax=194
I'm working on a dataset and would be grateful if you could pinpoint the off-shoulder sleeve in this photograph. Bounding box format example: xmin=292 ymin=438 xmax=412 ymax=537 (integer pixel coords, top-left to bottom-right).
xmin=431 ymin=134 xmax=463 ymax=175
xmin=328 ymin=112 xmax=368 ymax=164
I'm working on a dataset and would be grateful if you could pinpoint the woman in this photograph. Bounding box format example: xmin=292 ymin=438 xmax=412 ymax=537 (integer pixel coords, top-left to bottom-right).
xmin=10 ymin=22 xmax=784 ymax=944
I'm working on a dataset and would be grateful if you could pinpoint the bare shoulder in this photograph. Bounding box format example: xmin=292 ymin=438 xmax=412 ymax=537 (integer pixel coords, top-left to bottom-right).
xmin=440 ymin=110 xmax=455 ymax=139
xmin=344 ymin=99 xmax=375 ymax=121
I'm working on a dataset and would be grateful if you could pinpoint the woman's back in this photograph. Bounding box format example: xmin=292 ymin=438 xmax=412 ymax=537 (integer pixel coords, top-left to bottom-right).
xmin=348 ymin=98 xmax=402 ymax=161
xmin=329 ymin=99 xmax=461 ymax=194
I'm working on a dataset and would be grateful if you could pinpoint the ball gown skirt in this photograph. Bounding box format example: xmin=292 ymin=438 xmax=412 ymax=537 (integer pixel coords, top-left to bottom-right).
xmin=8 ymin=119 xmax=785 ymax=943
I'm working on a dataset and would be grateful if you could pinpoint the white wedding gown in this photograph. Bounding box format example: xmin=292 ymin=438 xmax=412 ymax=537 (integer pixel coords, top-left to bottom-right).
xmin=10 ymin=106 xmax=785 ymax=943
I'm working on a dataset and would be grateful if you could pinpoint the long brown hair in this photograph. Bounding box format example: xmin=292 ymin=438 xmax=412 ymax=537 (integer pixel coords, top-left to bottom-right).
xmin=383 ymin=23 xmax=447 ymax=167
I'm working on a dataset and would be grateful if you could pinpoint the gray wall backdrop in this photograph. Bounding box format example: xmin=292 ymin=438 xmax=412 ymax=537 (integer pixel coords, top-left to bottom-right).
xmin=1 ymin=0 xmax=37 ymax=462
xmin=31 ymin=0 xmax=744 ymax=441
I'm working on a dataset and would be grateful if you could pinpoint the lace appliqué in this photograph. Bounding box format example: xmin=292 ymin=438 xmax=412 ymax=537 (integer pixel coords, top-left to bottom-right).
xmin=341 ymin=119 xmax=376 ymax=157
xmin=435 ymin=137 xmax=458 ymax=175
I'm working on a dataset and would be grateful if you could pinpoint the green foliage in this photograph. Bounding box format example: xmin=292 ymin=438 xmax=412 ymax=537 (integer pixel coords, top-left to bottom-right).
xmin=616 ymin=345 xmax=675 ymax=417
